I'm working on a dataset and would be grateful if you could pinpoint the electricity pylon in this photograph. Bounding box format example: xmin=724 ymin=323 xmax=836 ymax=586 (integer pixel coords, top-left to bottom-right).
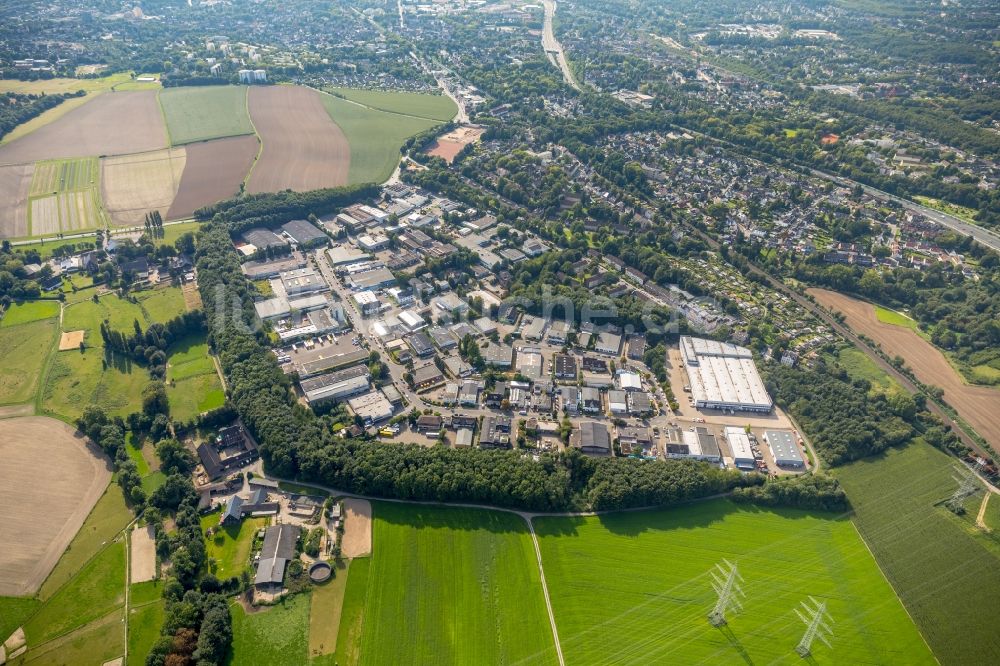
xmin=794 ymin=597 xmax=834 ymax=658
xmin=707 ymin=559 xmax=744 ymax=627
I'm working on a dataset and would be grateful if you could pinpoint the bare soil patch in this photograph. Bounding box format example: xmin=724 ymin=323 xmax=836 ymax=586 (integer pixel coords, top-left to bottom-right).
xmin=182 ymin=281 xmax=202 ymax=311
xmin=0 ymin=91 xmax=167 ymax=166
xmin=341 ymin=498 xmax=372 ymax=558
xmin=0 ymin=164 xmax=33 ymax=238
xmin=59 ymin=330 xmax=85 ymax=350
xmin=130 ymin=525 xmax=156 ymax=583
xmin=0 ymin=416 xmax=112 ymax=596
xmin=246 ymin=86 xmax=349 ymax=193
xmin=167 ymin=135 xmax=257 ymax=220
xmin=101 ymin=147 xmax=186 ymax=226
xmin=809 ymin=288 xmax=1000 ymax=451
xmin=426 ymin=125 xmax=485 ymax=163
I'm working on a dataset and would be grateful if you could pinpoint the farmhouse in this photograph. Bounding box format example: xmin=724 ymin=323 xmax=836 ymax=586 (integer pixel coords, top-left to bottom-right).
xmin=255 ymin=524 xmax=301 ymax=592
xmin=765 ymin=429 xmax=805 ymax=468
xmin=197 ymin=424 xmax=259 ymax=479
xmin=220 ymin=495 xmax=244 ymax=525
xmin=680 ymin=336 xmax=772 ymax=413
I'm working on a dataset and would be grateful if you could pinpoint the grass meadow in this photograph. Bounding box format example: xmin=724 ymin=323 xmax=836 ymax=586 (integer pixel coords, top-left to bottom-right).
xmin=159 ymin=86 xmax=254 ymax=145
xmin=41 ymin=347 xmax=148 ymax=421
xmin=320 ymin=93 xmax=442 ymax=184
xmin=338 ymin=502 xmax=559 ymax=665
xmin=0 ymin=596 xmax=40 ymax=641
xmin=1 ymin=300 xmax=60 ymax=326
xmin=534 ymin=500 xmax=932 ymax=665
xmin=228 ymin=593 xmax=311 ymax=666
xmin=330 ymin=88 xmax=457 ymax=122
xmin=835 ymin=440 xmax=1000 ymax=665
xmin=874 ymin=304 xmax=920 ymax=330
xmin=14 ymin=608 xmax=124 ymax=666
xmin=0 ymin=317 xmax=57 ymax=405
xmin=309 ymin=560 xmax=350 ymax=662
xmin=127 ymin=599 xmax=165 ymax=666
xmin=166 ymin=335 xmax=224 ymax=421
xmin=832 ymin=346 xmax=906 ymax=396
xmin=332 ymin=557 xmax=369 ymax=666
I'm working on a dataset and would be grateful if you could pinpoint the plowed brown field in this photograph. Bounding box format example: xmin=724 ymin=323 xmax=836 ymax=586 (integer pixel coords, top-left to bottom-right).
xmin=0 ymin=164 xmax=33 ymax=237
xmin=102 ymin=147 xmax=186 ymax=226
xmin=809 ymin=288 xmax=1000 ymax=451
xmin=0 ymin=91 xmax=167 ymax=167
xmin=167 ymin=135 xmax=258 ymax=219
xmin=246 ymin=86 xmax=349 ymax=193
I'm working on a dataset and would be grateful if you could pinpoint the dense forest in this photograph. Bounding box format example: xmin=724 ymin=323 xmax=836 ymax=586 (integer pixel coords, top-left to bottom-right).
xmin=0 ymin=90 xmax=82 ymax=141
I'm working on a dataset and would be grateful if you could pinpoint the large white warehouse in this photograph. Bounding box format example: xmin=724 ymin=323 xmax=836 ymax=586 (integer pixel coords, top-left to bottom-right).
xmin=680 ymin=336 xmax=773 ymax=413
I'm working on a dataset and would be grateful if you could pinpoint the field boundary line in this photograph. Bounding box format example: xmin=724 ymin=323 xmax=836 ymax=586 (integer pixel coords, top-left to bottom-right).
xmin=242 ymin=86 xmax=263 ymax=189
xmin=155 ymin=88 xmax=174 ymax=147
xmin=325 ymin=87 xmax=456 ymax=123
xmin=525 ymin=518 xmax=565 ymax=666
xmin=310 ymin=85 xmax=453 ymax=125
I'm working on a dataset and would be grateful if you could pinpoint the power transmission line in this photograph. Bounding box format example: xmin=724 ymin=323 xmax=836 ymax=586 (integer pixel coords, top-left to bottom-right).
xmin=945 ymin=461 xmax=984 ymax=513
xmin=707 ymin=559 xmax=744 ymax=627
xmin=794 ymin=596 xmax=833 ymax=658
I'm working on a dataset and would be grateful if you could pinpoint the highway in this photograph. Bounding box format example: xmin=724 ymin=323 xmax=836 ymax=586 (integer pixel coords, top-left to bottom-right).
xmin=541 ymin=0 xmax=581 ymax=92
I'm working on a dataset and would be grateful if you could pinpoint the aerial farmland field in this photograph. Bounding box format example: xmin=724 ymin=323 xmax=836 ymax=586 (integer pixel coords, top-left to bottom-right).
xmin=158 ymin=85 xmax=254 ymax=145
xmin=329 ymin=87 xmax=457 ymax=122
xmin=333 ymin=502 xmax=559 ymax=666
xmin=246 ymin=85 xmax=350 ymax=193
xmin=101 ymin=147 xmax=186 ymax=226
xmin=835 ymin=441 xmax=1000 ymax=664
xmin=534 ymin=500 xmax=933 ymax=665
xmin=320 ymin=92 xmax=441 ymax=184
xmin=0 ymin=163 xmax=33 ymax=237
xmin=0 ymin=316 xmax=58 ymax=405
xmin=167 ymin=135 xmax=258 ymax=219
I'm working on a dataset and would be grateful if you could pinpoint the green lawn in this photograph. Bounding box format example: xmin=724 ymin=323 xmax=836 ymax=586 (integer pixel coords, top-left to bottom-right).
xmin=330 ymin=87 xmax=457 ymax=122
xmin=835 ymin=440 xmax=1000 ymax=665
xmin=833 ymin=346 xmax=905 ymax=396
xmin=124 ymin=435 xmax=151 ymax=477
xmin=0 ymin=300 xmax=59 ymax=327
xmin=339 ymin=503 xmax=559 ymax=665
xmin=0 ymin=596 xmax=41 ymax=641
xmin=129 ymin=580 xmax=163 ymax=607
xmin=228 ymin=594 xmax=311 ymax=666
xmin=201 ymin=513 xmax=268 ymax=580
xmin=24 ymin=539 xmax=126 ymax=644
xmin=874 ymin=305 xmax=920 ymax=330
xmin=127 ymin=599 xmax=164 ymax=666
xmin=534 ymin=499 xmax=932 ymax=665
xmin=141 ymin=471 xmax=167 ymax=494
xmin=320 ymin=92 xmax=442 ymax=184
xmin=40 ymin=483 xmax=131 ymax=600
xmin=159 ymin=86 xmax=253 ymax=145
xmin=62 ymin=296 xmax=148 ymax=343
xmin=136 ymin=287 xmax=187 ymax=323
xmin=41 ymin=347 xmax=148 ymax=421
xmin=0 ymin=317 xmax=58 ymax=404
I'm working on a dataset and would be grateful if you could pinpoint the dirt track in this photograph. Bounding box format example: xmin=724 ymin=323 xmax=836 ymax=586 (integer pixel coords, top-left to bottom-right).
xmin=246 ymin=86 xmax=349 ymax=193
xmin=167 ymin=135 xmax=258 ymax=219
xmin=809 ymin=288 xmax=1000 ymax=451
xmin=0 ymin=416 xmax=112 ymax=596
xmin=341 ymin=498 xmax=372 ymax=558
xmin=0 ymin=91 xmax=168 ymax=166
xmin=0 ymin=164 xmax=33 ymax=238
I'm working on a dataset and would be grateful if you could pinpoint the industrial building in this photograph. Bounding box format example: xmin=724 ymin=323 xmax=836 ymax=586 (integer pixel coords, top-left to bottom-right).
xmin=280 ymin=219 xmax=328 ymax=247
xmin=572 ymin=422 xmax=611 ymax=455
xmin=347 ymin=390 xmax=395 ymax=425
xmin=765 ymin=430 xmax=805 ymax=468
xmin=680 ymin=336 xmax=772 ymax=413
xmin=300 ymin=366 xmax=370 ymax=405
xmin=665 ymin=427 xmax=722 ymax=462
xmin=723 ymin=426 xmax=757 ymax=470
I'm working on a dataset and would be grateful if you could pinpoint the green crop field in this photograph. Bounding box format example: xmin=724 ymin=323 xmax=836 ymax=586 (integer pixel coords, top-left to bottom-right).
xmin=330 ymin=87 xmax=457 ymax=122
xmin=127 ymin=599 xmax=164 ymax=666
xmin=0 ymin=317 xmax=57 ymax=405
xmin=24 ymin=539 xmax=126 ymax=644
xmin=835 ymin=440 xmax=1000 ymax=665
xmin=320 ymin=92 xmax=442 ymax=184
xmin=0 ymin=300 xmax=59 ymax=327
xmin=534 ymin=499 xmax=932 ymax=665
xmin=201 ymin=512 xmax=268 ymax=580
xmin=332 ymin=557 xmax=369 ymax=666
xmin=337 ymin=503 xmax=558 ymax=665
xmin=29 ymin=157 xmax=99 ymax=196
xmin=159 ymin=86 xmax=254 ymax=145
xmin=229 ymin=593 xmax=312 ymax=666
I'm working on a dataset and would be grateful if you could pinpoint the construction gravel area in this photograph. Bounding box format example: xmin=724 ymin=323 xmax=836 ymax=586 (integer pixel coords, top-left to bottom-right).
xmin=246 ymin=85 xmax=349 ymax=193
xmin=0 ymin=416 xmax=112 ymax=596
xmin=0 ymin=91 xmax=168 ymax=166
xmin=810 ymin=288 xmax=1000 ymax=452
xmin=341 ymin=498 xmax=372 ymax=558
xmin=167 ymin=135 xmax=258 ymax=219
